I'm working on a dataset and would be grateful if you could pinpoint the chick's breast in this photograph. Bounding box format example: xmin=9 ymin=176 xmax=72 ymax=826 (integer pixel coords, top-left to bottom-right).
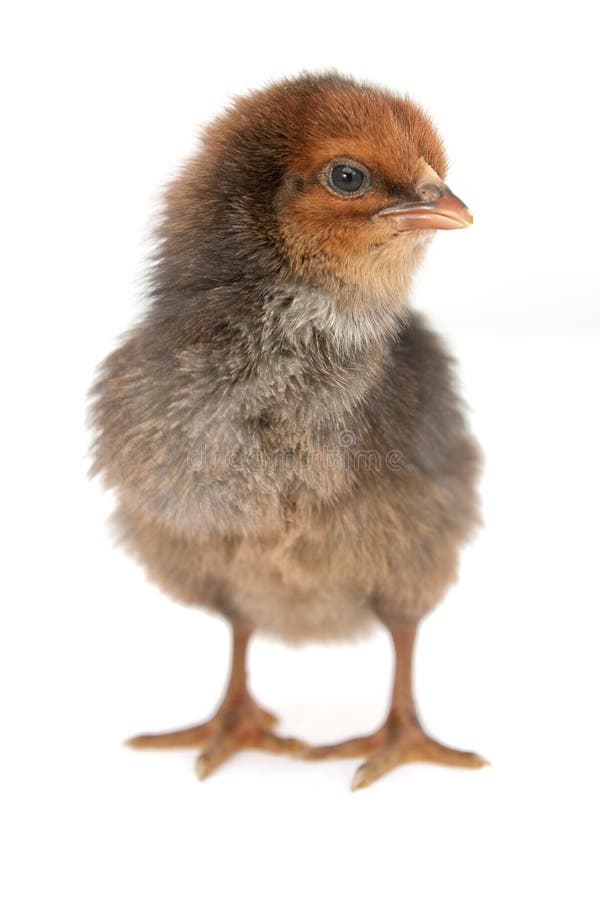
xmin=91 ymin=309 xmax=480 ymax=643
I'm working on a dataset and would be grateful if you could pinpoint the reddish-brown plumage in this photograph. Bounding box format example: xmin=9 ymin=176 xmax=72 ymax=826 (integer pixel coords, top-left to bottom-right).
xmin=90 ymin=73 xmax=486 ymax=787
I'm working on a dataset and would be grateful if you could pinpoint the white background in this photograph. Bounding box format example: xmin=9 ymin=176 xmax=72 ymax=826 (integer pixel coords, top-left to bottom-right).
xmin=2 ymin=1 xmax=599 ymax=898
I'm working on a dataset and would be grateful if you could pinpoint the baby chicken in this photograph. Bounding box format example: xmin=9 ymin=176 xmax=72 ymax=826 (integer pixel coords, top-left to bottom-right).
xmin=90 ymin=72 xmax=485 ymax=789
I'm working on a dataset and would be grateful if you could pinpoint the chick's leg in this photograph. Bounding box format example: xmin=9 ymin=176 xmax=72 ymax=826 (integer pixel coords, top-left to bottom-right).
xmin=127 ymin=622 xmax=305 ymax=778
xmin=305 ymin=624 xmax=487 ymax=790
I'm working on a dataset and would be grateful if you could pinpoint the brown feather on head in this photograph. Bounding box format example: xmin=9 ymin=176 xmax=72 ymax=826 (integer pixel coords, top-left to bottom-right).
xmin=157 ymin=72 xmax=469 ymax=338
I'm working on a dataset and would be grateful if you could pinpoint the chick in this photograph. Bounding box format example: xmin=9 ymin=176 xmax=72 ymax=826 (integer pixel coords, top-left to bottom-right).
xmin=90 ymin=73 xmax=486 ymax=789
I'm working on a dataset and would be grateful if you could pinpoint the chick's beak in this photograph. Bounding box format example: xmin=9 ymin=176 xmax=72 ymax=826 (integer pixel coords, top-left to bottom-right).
xmin=377 ymin=186 xmax=473 ymax=232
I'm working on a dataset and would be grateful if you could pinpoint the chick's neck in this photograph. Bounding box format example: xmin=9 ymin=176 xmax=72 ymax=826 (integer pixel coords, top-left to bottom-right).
xmin=233 ymin=278 xmax=406 ymax=432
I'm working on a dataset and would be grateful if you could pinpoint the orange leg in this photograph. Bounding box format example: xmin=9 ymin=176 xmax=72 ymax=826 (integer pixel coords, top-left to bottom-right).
xmin=127 ymin=623 xmax=305 ymax=779
xmin=304 ymin=625 xmax=488 ymax=790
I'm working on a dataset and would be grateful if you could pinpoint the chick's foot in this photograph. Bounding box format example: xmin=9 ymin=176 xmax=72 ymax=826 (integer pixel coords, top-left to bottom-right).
xmin=303 ymin=623 xmax=487 ymax=790
xmin=126 ymin=622 xmax=306 ymax=778
xmin=304 ymin=714 xmax=487 ymax=790
xmin=127 ymin=689 xmax=306 ymax=778
xmin=195 ymin=694 xmax=306 ymax=780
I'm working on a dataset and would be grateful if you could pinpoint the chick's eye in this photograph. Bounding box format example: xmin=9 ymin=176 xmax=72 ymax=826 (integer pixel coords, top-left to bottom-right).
xmin=328 ymin=163 xmax=369 ymax=195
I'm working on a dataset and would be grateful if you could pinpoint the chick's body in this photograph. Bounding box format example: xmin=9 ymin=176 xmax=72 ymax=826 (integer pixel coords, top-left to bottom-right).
xmin=91 ymin=73 xmax=484 ymax=787
xmin=97 ymin=306 xmax=478 ymax=642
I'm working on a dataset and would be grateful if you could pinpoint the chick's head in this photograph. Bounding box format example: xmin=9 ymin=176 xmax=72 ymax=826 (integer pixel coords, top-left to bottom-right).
xmin=164 ymin=74 xmax=471 ymax=312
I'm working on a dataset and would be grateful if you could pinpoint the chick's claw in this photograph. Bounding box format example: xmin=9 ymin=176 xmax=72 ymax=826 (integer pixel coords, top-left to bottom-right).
xmin=196 ymin=730 xmax=306 ymax=781
xmin=304 ymin=721 xmax=488 ymax=791
xmin=126 ymin=692 xmax=306 ymax=778
xmin=351 ymin=732 xmax=488 ymax=791
xmin=126 ymin=721 xmax=216 ymax=749
xmin=303 ymin=732 xmax=383 ymax=761
xmin=126 ymin=697 xmax=278 ymax=750
xmin=193 ymin=700 xmax=306 ymax=781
